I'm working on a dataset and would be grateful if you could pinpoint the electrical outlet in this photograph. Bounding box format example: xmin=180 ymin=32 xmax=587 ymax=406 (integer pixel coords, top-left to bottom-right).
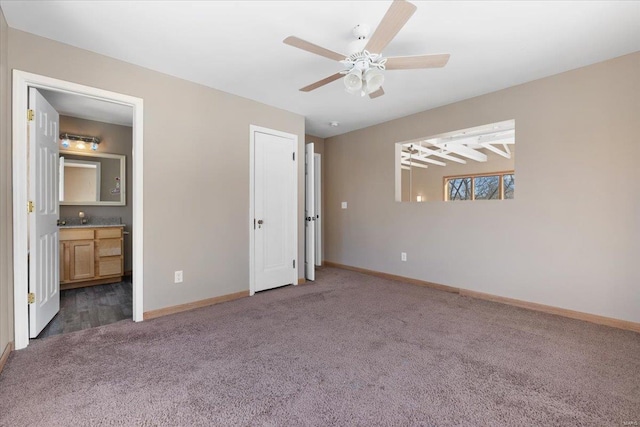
xmin=174 ymin=270 xmax=183 ymax=283
xmin=401 ymin=252 xmax=407 ymax=262
xmin=341 ymin=202 xmax=348 ymax=209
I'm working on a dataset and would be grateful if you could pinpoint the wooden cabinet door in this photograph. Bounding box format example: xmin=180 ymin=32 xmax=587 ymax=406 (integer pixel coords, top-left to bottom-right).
xmin=69 ymin=240 xmax=95 ymax=281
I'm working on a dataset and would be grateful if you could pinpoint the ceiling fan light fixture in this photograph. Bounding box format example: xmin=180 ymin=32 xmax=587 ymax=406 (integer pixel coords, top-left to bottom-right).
xmin=364 ymin=68 xmax=384 ymax=93
xmin=284 ymin=0 xmax=449 ymax=99
xmin=344 ymin=68 xmax=363 ymax=91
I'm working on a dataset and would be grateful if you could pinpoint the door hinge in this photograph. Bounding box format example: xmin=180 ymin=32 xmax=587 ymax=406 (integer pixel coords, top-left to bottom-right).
xmin=27 ymin=109 xmax=34 ymax=121
xmin=293 ymin=260 xmax=295 ymax=269
xmin=27 ymin=200 xmax=34 ymax=213
xmin=28 ymin=293 xmax=35 ymax=304
xmin=293 ymin=152 xmax=295 ymax=161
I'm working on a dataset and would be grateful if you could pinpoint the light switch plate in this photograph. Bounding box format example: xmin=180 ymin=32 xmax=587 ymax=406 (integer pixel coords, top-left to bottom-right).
xmin=341 ymin=202 xmax=348 ymax=209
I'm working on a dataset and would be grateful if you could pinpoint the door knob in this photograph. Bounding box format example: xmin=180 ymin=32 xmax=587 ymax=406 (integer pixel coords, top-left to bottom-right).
xmin=257 ymin=219 xmax=264 ymax=228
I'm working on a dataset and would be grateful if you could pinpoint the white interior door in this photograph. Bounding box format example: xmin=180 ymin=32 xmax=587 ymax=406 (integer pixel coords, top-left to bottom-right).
xmin=254 ymin=129 xmax=297 ymax=292
xmin=305 ymin=143 xmax=315 ymax=281
xmin=314 ymin=153 xmax=322 ymax=266
xmin=28 ymin=88 xmax=60 ymax=338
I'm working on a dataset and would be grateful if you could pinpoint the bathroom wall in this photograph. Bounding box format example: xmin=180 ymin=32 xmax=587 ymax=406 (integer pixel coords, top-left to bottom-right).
xmin=59 ymin=116 xmax=134 ymax=272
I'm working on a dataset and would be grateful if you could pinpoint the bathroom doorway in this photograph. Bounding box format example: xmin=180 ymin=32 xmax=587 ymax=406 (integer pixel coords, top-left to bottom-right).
xmin=12 ymin=71 xmax=144 ymax=350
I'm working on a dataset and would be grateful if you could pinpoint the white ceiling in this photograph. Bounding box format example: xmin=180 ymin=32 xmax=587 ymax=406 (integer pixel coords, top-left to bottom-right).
xmin=3 ymin=1 xmax=639 ymax=138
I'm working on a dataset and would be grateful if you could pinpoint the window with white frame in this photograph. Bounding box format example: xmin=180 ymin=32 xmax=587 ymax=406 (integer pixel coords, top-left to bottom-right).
xmin=445 ymin=171 xmax=514 ymax=201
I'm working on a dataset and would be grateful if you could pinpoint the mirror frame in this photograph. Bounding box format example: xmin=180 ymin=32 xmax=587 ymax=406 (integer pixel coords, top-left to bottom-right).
xmin=60 ymin=150 xmax=126 ymax=206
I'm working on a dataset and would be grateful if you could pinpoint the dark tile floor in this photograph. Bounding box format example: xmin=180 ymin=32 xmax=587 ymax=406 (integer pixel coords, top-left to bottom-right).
xmin=36 ymin=279 xmax=132 ymax=339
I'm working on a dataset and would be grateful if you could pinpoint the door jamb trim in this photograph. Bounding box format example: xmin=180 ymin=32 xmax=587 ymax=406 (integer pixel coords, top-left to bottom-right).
xmin=12 ymin=70 xmax=144 ymax=350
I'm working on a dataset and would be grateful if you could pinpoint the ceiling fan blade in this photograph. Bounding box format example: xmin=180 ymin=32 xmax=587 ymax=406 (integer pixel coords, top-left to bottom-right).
xmin=385 ymin=54 xmax=450 ymax=70
xmin=300 ymin=73 xmax=343 ymax=92
xmin=365 ymin=0 xmax=417 ymax=54
xmin=284 ymin=36 xmax=346 ymax=61
xmin=369 ymin=87 xmax=385 ymax=99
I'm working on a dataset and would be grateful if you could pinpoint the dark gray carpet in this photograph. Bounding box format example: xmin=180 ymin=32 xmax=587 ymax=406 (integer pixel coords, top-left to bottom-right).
xmin=37 ymin=280 xmax=132 ymax=339
xmin=1 ymin=267 xmax=638 ymax=426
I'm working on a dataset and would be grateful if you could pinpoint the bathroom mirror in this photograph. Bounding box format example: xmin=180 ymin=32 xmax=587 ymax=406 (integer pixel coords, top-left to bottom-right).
xmin=59 ymin=150 xmax=126 ymax=206
xmin=395 ymin=120 xmax=515 ymax=202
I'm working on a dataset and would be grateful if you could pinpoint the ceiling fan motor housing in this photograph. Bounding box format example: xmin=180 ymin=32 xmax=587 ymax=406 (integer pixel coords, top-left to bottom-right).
xmin=352 ymin=24 xmax=370 ymax=40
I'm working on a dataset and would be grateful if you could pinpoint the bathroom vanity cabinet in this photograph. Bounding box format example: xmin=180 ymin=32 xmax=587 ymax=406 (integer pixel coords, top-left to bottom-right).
xmin=59 ymin=226 xmax=124 ymax=289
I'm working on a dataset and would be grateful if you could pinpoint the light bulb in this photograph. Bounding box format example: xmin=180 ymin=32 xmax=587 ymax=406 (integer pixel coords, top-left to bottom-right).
xmin=91 ymin=142 xmax=98 ymax=151
xmin=364 ymin=69 xmax=384 ymax=93
xmin=343 ymin=69 xmax=362 ymax=91
xmin=61 ymin=139 xmax=70 ymax=148
xmin=75 ymin=141 xmax=86 ymax=150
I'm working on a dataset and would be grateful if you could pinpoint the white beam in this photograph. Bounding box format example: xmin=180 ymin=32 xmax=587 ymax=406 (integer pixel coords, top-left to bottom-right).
xmin=480 ymin=143 xmax=511 ymax=159
xmin=413 ymin=156 xmax=446 ymax=166
xmin=412 ymin=144 xmax=467 ymax=164
xmin=437 ymin=143 xmax=487 ymax=162
xmin=402 ymin=153 xmax=446 ymax=166
xmin=401 ymin=160 xmax=428 ymax=169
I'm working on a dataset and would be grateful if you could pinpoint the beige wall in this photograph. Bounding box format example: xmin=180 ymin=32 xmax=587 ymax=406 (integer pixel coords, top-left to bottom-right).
xmin=6 ymin=28 xmax=305 ymax=315
xmin=59 ymin=116 xmax=134 ymax=271
xmin=305 ymin=134 xmax=325 ymax=263
xmin=325 ymin=52 xmax=640 ymax=323
xmin=0 ymin=7 xmax=14 ymax=355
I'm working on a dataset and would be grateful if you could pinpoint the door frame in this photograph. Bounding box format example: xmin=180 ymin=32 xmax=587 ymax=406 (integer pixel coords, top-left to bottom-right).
xmin=249 ymin=125 xmax=298 ymax=296
xmin=314 ymin=153 xmax=322 ymax=266
xmin=12 ymin=70 xmax=144 ymax=350
xmin=304 ymin=142 xmax=315 ymax=281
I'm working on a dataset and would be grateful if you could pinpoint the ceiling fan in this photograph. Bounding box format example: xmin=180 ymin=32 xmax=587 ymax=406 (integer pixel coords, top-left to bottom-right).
xmin=283 ymin=0 xmax=450 ymax=99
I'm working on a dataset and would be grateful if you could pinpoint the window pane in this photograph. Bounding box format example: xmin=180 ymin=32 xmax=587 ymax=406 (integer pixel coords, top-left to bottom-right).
xmin=474 ymin=175 xmax=500 ymax=200
xmin=448 ymin=177 xmax=472 ymax=200
xmin=503 ymin=174 xmax=515 ymax=199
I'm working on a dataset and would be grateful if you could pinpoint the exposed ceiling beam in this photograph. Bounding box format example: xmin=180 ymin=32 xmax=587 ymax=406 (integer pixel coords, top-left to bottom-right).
xmin=480 ymin=143 xmax=511 ymax=159
xmin=409 ymin=144 xmax=467 ymax=164
xmin=427 ymin=129 xmax=515 ymax=147
xmin=401 ymin=160 xmax=428 ymax=169
xmin=436 ymin=143 xmax=487 ymax=162
xmin=428 ymin=150 xmax=467 ymax=164
xmin=401 ymin=152 xmax=446 ymax=166
xmin=412 ymin=156 xmax=446 ymax=166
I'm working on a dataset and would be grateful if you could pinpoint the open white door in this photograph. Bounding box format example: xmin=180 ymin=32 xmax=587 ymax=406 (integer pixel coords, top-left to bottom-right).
xmin=253 ymin=128 xmax=297 ymax=292
xmin=314 ymin=153 xmax=322 ymax=266
xmin=305 ymin=143 xmax=315 ymax=281
xmin=28 ymin=88 xmax=60 ymax=338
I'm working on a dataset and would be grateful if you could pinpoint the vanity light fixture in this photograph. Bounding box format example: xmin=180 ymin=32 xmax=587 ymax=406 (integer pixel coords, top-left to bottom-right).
xmin=59 ymin=132 xmax=101 ymax=151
